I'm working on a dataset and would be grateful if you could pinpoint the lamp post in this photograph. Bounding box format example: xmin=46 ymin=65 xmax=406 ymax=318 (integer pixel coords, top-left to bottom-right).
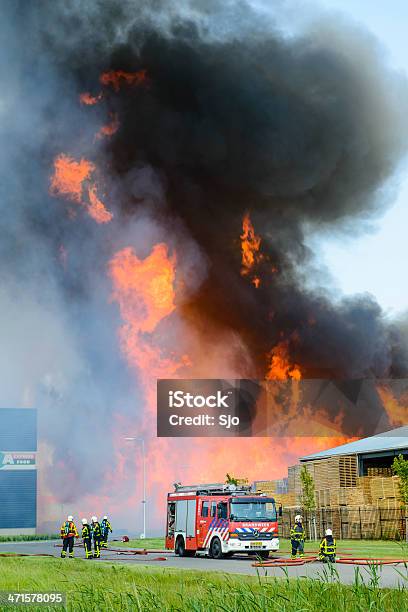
xmin=124 ymin=437 xmax=146 ymax=539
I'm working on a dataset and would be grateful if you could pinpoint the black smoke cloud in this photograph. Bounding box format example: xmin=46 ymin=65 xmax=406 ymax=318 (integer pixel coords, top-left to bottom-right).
xmin=38 ymin=0 xmax=408 ymax=377
xmin=1 ymin=0 xmax=408 ymax=521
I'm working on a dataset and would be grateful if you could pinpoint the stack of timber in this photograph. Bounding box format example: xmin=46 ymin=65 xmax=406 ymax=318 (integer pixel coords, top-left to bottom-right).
xmin=273 ymin=492 xmax=297 ymax=507
xmin=329 ymin=488 xmax=347 ymax=507
xmin=331 ymin=455 xmax=358 ymax=488
xmin=355 ymin=476 xmax=373 ymax=503
xmin=254 ymin=480 xmax=276 ymax=495
xmin=288 ymin=465 xmax=302 ymax=496
xmin=370 ymin=476 xmax=401 ymax=500
xmin=236 ymin=478 xmax=249 ymax=486
xmin=367 ymin=467 xmax=393 ymax=477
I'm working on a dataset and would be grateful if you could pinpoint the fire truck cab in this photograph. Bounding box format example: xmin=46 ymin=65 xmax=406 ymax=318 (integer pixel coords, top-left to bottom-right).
xmin=166 ymin=483 xmax=279 ymax=559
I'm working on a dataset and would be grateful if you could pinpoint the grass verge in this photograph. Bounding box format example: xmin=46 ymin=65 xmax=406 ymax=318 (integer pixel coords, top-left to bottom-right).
xmin=1 ymin=557 xmax=408 ymax=611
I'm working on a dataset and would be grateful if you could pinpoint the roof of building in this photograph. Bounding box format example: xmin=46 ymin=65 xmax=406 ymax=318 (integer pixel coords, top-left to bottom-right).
xmin=300 ymin=425 xmax=408 ymax=461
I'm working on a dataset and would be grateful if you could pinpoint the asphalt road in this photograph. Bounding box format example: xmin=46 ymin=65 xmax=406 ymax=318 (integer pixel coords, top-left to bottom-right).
xmin=1 ymin=540 xmax=408 ymax=588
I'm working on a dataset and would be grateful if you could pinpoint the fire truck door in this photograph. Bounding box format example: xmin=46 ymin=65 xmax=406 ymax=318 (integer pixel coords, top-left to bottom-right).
xmin=175 ymin=500 xmax=196 ymax=539
xmin=175 ymin=500 xmax=187 ymax=534
xmin=197 ymin=499 xmax=211 ymax=548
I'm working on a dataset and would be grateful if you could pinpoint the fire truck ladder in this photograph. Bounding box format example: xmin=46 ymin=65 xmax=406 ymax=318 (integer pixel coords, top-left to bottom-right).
xmin=173 ymin=482 xmax=252 ymax=495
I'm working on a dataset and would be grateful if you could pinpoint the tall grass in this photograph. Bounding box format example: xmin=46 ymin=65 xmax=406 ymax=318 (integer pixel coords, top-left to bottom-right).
xmin=1 ymin=558 xmax=408 ymax=611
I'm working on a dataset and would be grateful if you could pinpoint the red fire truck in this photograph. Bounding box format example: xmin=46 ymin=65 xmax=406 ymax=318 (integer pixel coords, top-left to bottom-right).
xmin=165 ymin=483 xmax=280 ymax=559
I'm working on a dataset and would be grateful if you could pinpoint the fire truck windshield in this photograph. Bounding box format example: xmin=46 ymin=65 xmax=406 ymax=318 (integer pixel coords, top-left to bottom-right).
xmin=230 ymin=498 xmax=277 ymax=522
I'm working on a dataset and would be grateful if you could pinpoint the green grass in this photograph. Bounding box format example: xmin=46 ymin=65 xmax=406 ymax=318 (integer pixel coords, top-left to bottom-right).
xmin=0 ymin=534 xmax=59 ymax=543
xmin=114 ymin=537 xmax=165 ymax=549
xmin=117 ymin=537 xmax=408 ymax=559
xmin=1 ymin=557 xmax=408 ymax=611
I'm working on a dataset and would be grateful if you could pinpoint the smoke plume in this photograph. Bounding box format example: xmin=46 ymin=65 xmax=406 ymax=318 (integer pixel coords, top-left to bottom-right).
xmin=1 ymin=0 xmax=408 ymax=529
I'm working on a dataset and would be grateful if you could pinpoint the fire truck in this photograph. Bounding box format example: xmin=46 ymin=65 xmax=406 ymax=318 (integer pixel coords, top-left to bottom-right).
xmin=165 ymin=482 xmax=280 ymax=559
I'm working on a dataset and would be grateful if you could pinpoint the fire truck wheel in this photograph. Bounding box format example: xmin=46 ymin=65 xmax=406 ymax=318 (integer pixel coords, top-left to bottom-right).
xmin=175 ymin=536 xmax=195 ymax=557
xmin=256 ymin=551 xmax=270 ymax=560
xmin=209 ymin=537 xmax=224 ymax=560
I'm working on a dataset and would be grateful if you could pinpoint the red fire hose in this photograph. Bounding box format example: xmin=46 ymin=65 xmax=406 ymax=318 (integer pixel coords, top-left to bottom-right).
xmin=253 ymin=556 xmax=317 ymax=567
xmin=336 ymin=558 xmax=408 ymax=565
xmin=0 ymin=553 xmax=55 ymax=558
xmin=253 ymin=556 xmax=408 ymax=567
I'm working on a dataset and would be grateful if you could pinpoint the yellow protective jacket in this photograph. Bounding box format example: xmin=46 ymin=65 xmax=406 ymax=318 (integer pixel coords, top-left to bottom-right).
xmin=290 ymin=523 xmax=305 ymax=542
xmin=319 ymin=536 xmax=336 ymax=556
xmin=60 ymin=520 xmax=79 ymax=539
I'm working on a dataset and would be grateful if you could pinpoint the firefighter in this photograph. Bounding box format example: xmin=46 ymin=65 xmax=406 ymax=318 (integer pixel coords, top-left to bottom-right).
xmin=100 ymin=515 xmax=112 ymax=548
xmin=60 ymin=515 xmax=79 ymax=558
xmin=290 ymin=514 xmax=305 ymax=559
xmin=318 ymin=529 xmax=337 ymax=563
xmin=91 ymin=516 xmax=102 ymax=558
xmin=81 ymin=518 xmax=93 ymax=560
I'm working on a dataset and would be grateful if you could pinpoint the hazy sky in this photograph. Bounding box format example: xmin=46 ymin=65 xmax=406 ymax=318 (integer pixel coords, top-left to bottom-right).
xmin=314 ymin=0 xmax=408 ymax=315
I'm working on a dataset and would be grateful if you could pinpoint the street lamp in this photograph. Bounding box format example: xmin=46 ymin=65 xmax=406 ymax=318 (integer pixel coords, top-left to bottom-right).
xmin=124 ymin=437 xmax=146 ymax=539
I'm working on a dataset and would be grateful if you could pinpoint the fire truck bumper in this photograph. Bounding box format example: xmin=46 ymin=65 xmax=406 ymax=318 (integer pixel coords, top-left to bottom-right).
xmin=224 ymin=537 xmax=279 ymax=553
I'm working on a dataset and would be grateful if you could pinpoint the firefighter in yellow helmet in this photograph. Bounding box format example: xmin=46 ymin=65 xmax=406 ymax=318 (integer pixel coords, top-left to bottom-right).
xmin=81 ymin=518 xmax=93 ymax=559
xmin=100 ymin=515 xmax=112 ymax=548
xmin=60 ymin=515 xmax=79 ymax=558
xmin=91 ymin=516 xmax=102 ymax=558
xmin=290 ymin=514 xmax=305 ymax=559
xmin=318 ymin=529 xmax=336 ymax=563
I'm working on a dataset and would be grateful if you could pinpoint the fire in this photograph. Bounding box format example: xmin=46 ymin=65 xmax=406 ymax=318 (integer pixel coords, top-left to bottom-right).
xmin=108 ymin=243 xmax=184 ymax=386
xmin=376 ymin=384 xmax=408 ymax=427
xmin=79 ymin=92 xmax=103 ymax=105
xmin=241 ymin=212 xmax=261 ymax=276
xmin=87 ymin=186 xmax=113 ymax=224
xmin=109 ymin=244 xmax=176 ymax=335
xmin=266 ymin=340 xmax=302 ymax=381
xmin=50 ymin=154 xmax=94 ymax=202
xmin=50 ymin=154 xmax=112 ymax=224
xmin=100 ymin=69 xmax=148 ymax=92
xmin=95 ymin=113 xmax=120 ymax=140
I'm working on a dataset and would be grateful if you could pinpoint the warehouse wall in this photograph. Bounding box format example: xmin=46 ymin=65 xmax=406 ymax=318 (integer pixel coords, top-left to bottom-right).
xmin=0 ymin=408 xmax=37 ymax=535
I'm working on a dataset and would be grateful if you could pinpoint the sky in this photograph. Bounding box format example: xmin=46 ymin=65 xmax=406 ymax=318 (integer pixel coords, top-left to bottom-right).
xmin=312 ymin=0 xmax=408 ymax=316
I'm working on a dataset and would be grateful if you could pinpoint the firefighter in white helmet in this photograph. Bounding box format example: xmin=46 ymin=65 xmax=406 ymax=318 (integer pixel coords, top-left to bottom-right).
xmin=81 ymin=518 xmax=93 ymax=559
xmin=100 ymin=515 xmax=112 ymax=549
xmin=318 ymin=528 xmax=336 ymax=563
xmin=91 ymin=516 xmax=102 ymax=558
xmin=59 ymin=515 xmax=79 ymax=558
xmin=290 ymin=515 xmax=305 ymax=559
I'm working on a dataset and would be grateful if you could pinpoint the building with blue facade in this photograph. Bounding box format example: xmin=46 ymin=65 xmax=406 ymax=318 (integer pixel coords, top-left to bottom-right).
xmin=0 ymin=408 xmax=37 ymax=535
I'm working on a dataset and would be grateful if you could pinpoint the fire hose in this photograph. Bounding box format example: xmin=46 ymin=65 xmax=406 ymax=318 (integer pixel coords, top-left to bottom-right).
xmin=0 ymin=553 xmax=54 ymax=558
xmin=253 ymin=556 xmax=408 ymax=567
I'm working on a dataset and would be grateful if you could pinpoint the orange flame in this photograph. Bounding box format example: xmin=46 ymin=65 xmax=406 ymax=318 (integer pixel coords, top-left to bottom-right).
xmin=50 ymin=154 xmax=94 ymax=202
xmin=79 ymin=92 xmax=104 ymax=105
xmin=95 ymin=113 xmax=120 ymax=140
xmin=266 ymin=340 xmax=302 ymax=380
xmin=100 ymin=69 xmax=148 ymax=92
xmin=108 ymin=244 xmax=184 ymax=383
xmin=241 ymin=212 xmax=261 ymax=274
xmin=87 ymin=186 xmax=113 ymax=224
xmin=376 ymin=384 xmax=408 ymax=428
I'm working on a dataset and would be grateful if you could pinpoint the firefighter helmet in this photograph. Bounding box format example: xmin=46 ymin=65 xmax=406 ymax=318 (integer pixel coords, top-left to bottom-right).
xmin=82 ymin=518 xmax=87 ymax=525
xmin=67 ymin=515 xmax=73 ymax=521
xmin=92 ymin=516 xmax=97 ymax=522
xmin=325 ymin=529 xmax=333 ymax=536
xmin=295 ymin=515 xmax=302 ymax=522
xmin=103 ymin=515 xmax=108 ymax=520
